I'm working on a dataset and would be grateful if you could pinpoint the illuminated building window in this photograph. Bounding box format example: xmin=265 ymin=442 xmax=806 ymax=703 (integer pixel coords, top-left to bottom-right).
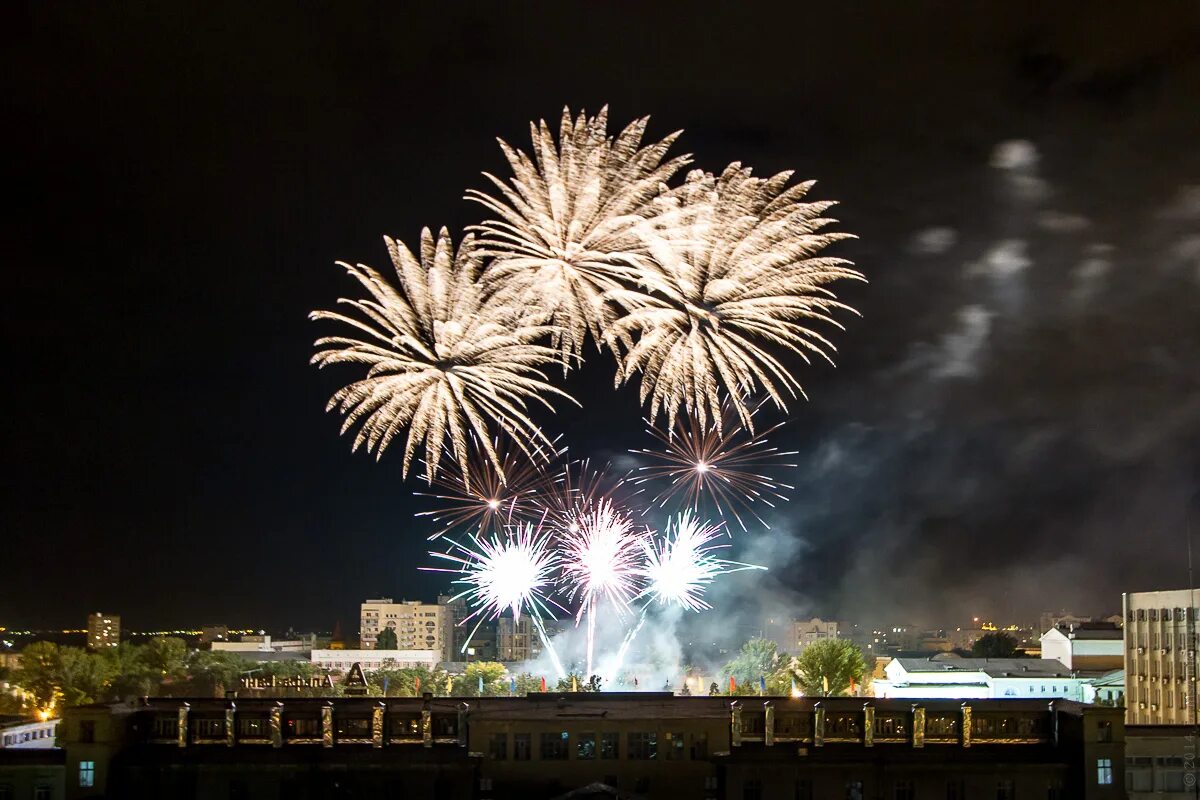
xmin=79 ymin=760 xmax=95 ymax=788
xmin=576 ymin=732 xmax=596 ymax=760
xmin=539 ymin=731 xmax=568 ymax=760
xmin=1096 ymin=758 xmax=1113 ymax=785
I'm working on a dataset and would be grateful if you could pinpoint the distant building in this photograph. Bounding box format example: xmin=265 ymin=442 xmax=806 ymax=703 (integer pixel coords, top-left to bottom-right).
xmin=1081 ymin=670 xmax=1126 ymax=708
xmin=438 ymin=594 xmax=470 ymax=658
xmin=1123 ymin=589 xmax=1196 ymax=725
xmin=359 ymin=598 xmax=453 ymax=662
xmin=310 ymin=649 xmax=438 ymax=673
xmin=1040 ymin=623 xmax=1124 ymax=671
xmin=873 ymin=656 xmax=1089 ymax=700
xmin=496 ymin=616 xmax=541 ymax=662
xmin=86 ymin=613 xmax=119 ymax=650
xmin=787 ymin=618 xmax=838 ymax=654
xmin=198 ymin=625 xmax=228 ymax=646
xmin=1040 ymin=611 xmax=1093 ymax=635
xmin=211 ymin=634 xmax=313 ymax=654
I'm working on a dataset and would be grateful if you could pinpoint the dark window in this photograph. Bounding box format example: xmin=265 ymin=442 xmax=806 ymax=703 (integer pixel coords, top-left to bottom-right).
xmin=600 ymin=732 xmax=619 ymax=759
xmin=286 ymin=717 xmax=320 ymax=738
xmin=514 ymin=733 xmax=531 ymax=761
xmin=195 ymin=718 xmax=224 ymax=738
xmin=894 ymin=781 xmax=915 ymax=800
xmin=79 ymin=720 xmax=95 ymax=743
xmin=389 ymin=715 xmax=420 ymax=737
xmin=336 ymin=717 xmax=371 ymax=738
xmin=229 ymin=779 xmax=248 ymax=800
xmin=1097 ymin=720 xmax=1112 ymax=743
xmin=665 ymin=732 xmax=685 ymax=759
xmin=847 ymin=781 xmax=864 ymax=800
xmin=0 ymin=786 xmax=9 ymax=800
xmin=744 ymin=778 xmax=763 ymax=800
xmin=151 ymin=716 xmax=177 ymax=739
xmin=34 ymin=789 xmax=51 ymax=800
xmin=1047 ymin=785 xmax=1063 ymax=800
xmin=795 ymin=779 xmax=813 ymax=800
xmin=577 ymin=732 xmax=596 ymax=759
xmin=636 ymin=778 xmax=651 ymax=794
xmin=540 ymin=731 xmax=568 ymax=760
xmin=997 ymin=780 xmax=1016 ymax=800
xmin=238 ymin=717 xmax=268 ymax=738
xmin=691 ymin=732 xmax=708 ymax=759
xmin=488 ymin=732 xmax=507 ymax=760
xmin=628 ymin=732 xmax=657 ymax=760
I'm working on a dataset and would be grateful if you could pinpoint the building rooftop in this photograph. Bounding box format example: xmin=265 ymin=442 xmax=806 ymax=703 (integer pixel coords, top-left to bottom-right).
xmin=892 ymin=658 xmax=1075 ymax=678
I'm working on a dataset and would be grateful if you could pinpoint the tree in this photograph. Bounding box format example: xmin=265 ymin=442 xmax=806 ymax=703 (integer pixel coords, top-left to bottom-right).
xmin=375 ymin=627 xmax=398 ymax=650
xmin=971 ymin=632 xmax=1020 ymax=658
xmin=57 ymin=647 xmax=113 ymax=707
xmin=12 ymin=642 xmax=61 ymax=710
xmin=456 ymin=662 xmax=507 ymax=696
xmin=793 ymin=639 xmax=866 ymax=697
xmin=723 ymin=637 xmax=789 ymax=695
xmin=103 ymin=642 xmax=158 ymax=699
xmin=185 ymin=651 xmax=254 ymax=697
xmin=511 ymin=672 xmax=543 ymax=695
xmin=142 ymin=637 xmax=189 ymax=689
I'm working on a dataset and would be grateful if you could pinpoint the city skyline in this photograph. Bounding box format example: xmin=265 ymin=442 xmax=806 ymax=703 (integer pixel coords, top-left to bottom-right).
xmin=4 ymin=4 xmax=1199 ymax=632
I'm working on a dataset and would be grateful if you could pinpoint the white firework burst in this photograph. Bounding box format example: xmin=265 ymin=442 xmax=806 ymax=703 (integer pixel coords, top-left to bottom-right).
xmin=466 ymin=106 xmax=691 ymax=358
xmin=607 ymin=163 xmax=865 ymax=430
xmin=310 ymin=227 xmax=574 ymax=484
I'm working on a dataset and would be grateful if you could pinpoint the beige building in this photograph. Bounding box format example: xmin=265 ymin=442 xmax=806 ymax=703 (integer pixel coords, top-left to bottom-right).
xmin=359 ymin=598 xmax=452 ymax=663
xmin=497 ymin=615 xmax=541 ymax=662
xmin=1040 ymin=622 xmax=1124 ymax=671
xmin=1123 ymin=589 xmax=1197 ymax=725
xmin=788 ymin=617 xmax=839 ymax=653
xmin=86 ymin=613 xmax=120 ymax=650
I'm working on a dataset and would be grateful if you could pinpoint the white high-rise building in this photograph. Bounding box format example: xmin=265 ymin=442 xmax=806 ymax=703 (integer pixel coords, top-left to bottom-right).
xmin=359 ymin=598 xmax=452 ymax=663
xmin=1123 ymin=589 xmax=1197 ymax=725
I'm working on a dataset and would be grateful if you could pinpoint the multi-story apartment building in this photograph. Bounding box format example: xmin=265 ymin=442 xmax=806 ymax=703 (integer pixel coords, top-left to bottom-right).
xmin=1123 ymin=589 xmax=1197 ymax=725
xmin=359 ymin=598 xmax=452 ymax=663
xmin=497 ymin=615 xmax=541 ymax=662
xmin=86 ymin=613 xmax=120 ymax=650
xmin=789 ymin=617 xmax=838 ymax=653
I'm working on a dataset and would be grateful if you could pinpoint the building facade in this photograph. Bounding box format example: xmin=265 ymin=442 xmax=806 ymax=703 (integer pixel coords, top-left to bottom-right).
xmin=57 ymin=694 xmax=1124 ymax=800
xmin=1 ymin=719 xmax=59 ymax=750
xmin=787 ymin=618 xmax=838 ymax=654
xmin=1126 ymin=725 xmax=1192 ymax=798
xmin=1123 ymin=589 xmax=1197 ymax=725
xmin=873 ymin=657 xmax=1089 ymax=700
xmin=496 ymin=616 xmax=540 ymax=663
xmin=1040 ymin=622 xmax=1124 ymax=671
xmin=310 ymin=649 xmax=438 ymax=673
xmin=85 ymin=614 xmax=119 ymax=651
xmin=360 ymin=598 xmax=453 ymax=662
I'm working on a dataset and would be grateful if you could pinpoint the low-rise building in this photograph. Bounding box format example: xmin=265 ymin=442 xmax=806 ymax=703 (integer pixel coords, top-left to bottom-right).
xmin=873 ymin=656 xmax=1090 ymax=700
xmin=1040 ymin=622 xmax=1124 ymax=671
xmin=211 ymin=634 xmax=314 ymax=654
xmin=310 ymin=649 xmax=438 ymax=673
xmin=1 ymin=718 xmax=59 ymax=749
xmin=57 ymin=694 xmax=1125 ymax=800
xmin=0 ymin=749 xmax=64 ymax=800
xmin=360 ymin=598 xmax=453 ymax=662
xmin=1126 ymin=725 xmax=1191 ymax=798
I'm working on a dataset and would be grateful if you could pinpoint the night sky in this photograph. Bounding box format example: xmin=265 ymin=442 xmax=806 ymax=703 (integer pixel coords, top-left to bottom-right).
xmin=5 ymin=4 xmax=1199 ymax=633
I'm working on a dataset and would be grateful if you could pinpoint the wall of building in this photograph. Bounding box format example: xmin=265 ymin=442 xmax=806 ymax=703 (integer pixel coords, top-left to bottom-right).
xmin=310 ymin=649 xmax=438 ymax=673
xmin=1123 ymin=590 xmax=1196 ymax=725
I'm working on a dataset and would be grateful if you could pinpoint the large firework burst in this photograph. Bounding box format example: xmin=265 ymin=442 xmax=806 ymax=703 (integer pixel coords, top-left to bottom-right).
xmin=558 ymin=499 xmax=647 ymax=675
xmin=607 ymin=164 xmax=864 ymax=431
xmin=636 ymin=511 xmax=764 ymax=612
xmin=630 ymin=403 xmax=797 ymax=531
xmin=428 ymin=522 xmax=562 ymax=624
xmin=310 ymin=228 xmax=574 ymax=483
xmin=466 ymin=106 xmax=690 ymax=357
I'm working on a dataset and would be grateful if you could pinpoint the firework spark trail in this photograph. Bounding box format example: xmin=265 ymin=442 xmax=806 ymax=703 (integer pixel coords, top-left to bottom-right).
xmin=635 ymin=511 xmax=765 ymax=612
xmin=531 ymin=457 xmax=638 ymax=533
xmin=415 ymin=435 xmax=565 ymax=539
xmin=424 ymin=521 xmax=568 ymax=677
xmin=310 ymin=228 xmax=575 ymax=485
xmin=611 ymin=606 xmax=650 ymax=678
xmin=557 ymin=500 xmax=646 ymax=675
xmin=630 ymin=403 xmax=798 ymax=531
